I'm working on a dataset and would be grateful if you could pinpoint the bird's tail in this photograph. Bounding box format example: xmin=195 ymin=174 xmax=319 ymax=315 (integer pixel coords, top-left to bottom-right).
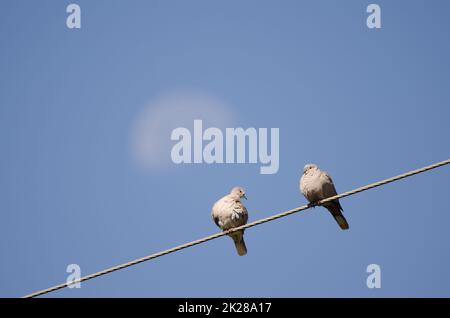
xmin=230 ymin=231 xmax=247 ymax=256
xmin=325 ymin=202 xmax=349 ymax=230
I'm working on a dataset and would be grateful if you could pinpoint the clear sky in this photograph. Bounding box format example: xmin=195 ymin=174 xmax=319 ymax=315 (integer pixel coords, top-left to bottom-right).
xmin=1 ymin=0 xmax=450 ymax=297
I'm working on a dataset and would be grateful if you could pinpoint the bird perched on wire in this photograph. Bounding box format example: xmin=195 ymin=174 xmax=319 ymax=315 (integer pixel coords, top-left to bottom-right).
xmin=300 ymin=164 xmax=349 ymax=230
xmin=211 ymin=187 xmax=249 ymax=256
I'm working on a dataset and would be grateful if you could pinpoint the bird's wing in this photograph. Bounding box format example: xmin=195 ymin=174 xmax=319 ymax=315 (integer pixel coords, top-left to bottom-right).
xmin=213 ymin=215 xmax=221 ymax=227
xmin=320 ymin=171 xmax=338 ymax=197
xmin=232 ymin=201 xmax=248 ymax=224
xmin=320 ymin=170 xmax=344 ymax=211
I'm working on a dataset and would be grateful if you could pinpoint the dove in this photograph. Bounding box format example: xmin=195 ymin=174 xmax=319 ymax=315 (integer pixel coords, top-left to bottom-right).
xmin=300 ymin=164 xmax=349 ymax=230
xmin=211 ymin=187 xmax=249 ymax=256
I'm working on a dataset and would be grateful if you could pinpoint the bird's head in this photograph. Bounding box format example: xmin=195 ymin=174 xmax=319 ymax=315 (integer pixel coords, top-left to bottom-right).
xmin=230 ymin=186 xmax=247 ymax=200
xmin=303 ymin=163 xmax=318 ymax=174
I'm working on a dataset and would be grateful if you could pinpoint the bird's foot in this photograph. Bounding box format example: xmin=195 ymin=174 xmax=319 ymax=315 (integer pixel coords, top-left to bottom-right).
xmin=307 ymin=202 xmax=319 ymax=208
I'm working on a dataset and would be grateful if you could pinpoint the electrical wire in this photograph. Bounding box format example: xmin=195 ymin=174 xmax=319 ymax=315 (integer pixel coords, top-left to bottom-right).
xmin=23 ymin=158 xmax=450 ymax=298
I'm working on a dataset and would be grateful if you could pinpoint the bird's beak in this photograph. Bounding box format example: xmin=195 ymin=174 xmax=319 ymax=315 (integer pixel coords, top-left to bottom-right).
xmin=243 ymin=194 xmax=248 ymax=200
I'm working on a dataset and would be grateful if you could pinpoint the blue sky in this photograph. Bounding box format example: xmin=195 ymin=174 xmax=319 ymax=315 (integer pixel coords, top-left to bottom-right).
xmin=1 ymin=0 xmax=450 ymax=297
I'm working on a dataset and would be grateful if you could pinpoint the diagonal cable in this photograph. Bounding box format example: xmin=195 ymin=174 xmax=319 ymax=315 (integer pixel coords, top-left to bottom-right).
xmin=23 ymin=158 xmax=450 ymax=298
